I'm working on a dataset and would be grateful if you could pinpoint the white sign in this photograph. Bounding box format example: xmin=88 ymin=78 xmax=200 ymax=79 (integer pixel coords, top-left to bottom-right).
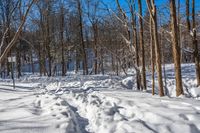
xmin=8 ymin=56 xmax=16 ymax=62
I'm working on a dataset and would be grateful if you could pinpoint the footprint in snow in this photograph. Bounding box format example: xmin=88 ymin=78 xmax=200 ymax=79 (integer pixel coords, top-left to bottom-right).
xmin=55 ymin=103 xmax=61 ymax=106
xmin=61 ymin=111 xmax=69 ymax=117
xmin=60 ymin=100 xmax=68 ymax=106
xmin=53 ymin=97 xmax=59 ymax=100
xmin=34 ymin=100 xmax=42 ymax=108
xmin=179 ymin=114 xmax=189 ymax=121
xmin=52 ymin=114 xmax=57 ymax=117
xmin=56 ymin=124 xmax=60 ymax=128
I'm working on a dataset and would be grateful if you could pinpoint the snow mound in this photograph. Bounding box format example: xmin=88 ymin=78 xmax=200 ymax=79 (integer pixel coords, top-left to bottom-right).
xmin=190 ymin=87 xmax=200 ymax=97
xmin=121 ymin=77 xmax=134 ymax=89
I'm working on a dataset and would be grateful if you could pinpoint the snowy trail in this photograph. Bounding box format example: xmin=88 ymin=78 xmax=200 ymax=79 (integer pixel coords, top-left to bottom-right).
xmin=1 ymin=84 xmax=200 ymax=133
xmin=63 ymin=90 xmax=200 ymax=133
xmin=0 ymin=82 xmax=89 ymax=133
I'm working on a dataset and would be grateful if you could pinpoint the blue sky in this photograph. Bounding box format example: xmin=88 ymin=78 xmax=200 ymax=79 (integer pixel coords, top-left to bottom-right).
xmin=102 ymin=0 xmax=200 ymax=13
xmin=96 ymin=0 xmax=200 ymax=26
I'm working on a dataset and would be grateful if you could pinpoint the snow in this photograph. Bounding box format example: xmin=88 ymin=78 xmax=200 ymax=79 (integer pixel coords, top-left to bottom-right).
xmin=0 ymin=63 xmax=200 ymax=133
xmin=0 ymin=84 xmax=82 ymax=133
xmin=121 ymin=77 xmax=134 ymax=89
xmin=190 ymin=87 xmax=200 ymax=97
xmin=65 ymin=90 xmax=200 ymax=133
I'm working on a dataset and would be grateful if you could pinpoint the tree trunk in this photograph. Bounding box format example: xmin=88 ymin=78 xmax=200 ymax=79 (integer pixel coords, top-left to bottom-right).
xmin=77 ymin=0 xmax=88 ymax=75
xmin=16 ymin=47 xmax=21 ymax=78
xmin=170 ymin=0 xmax=184 ymax=96
xmin=192 ymin=0 xmax=200 ymax=86
xmin=178 ymin=0 xmax=182 ymax=62
xmin=38 ymin=44 xmax=42 ymax=76
xmin=46 ymin=10 xmax=52 ymax=77
xmin=60 ymin=6 xmax=66 ymax=76
xmin=30 ymin=48 xmax=34 ymax=74
xmin=138 ymin=0 xmax=146 ymax=90
xmin=146 ymin=0 xmax=164 ymax=96
xmin=149 ymin=13 xmax=155 ymax=95
xmin=186 ymin=0 xmax=190 ymax=32
xmin=131 ymin=1 xmax=140 ymax=90
xmin=153 ymin=5 xmax=164 ymax=96
xmin=75 ymin=50 xmax=80 ymax=73
xmin=100 ymin=48 xmax=104 ymax=75
xmin=93 ymin=23 xmax=98 ymax=74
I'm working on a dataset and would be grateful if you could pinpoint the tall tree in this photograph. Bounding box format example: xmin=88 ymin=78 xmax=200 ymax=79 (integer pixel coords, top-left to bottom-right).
xmin=128 ymin=0 xmax=140 ymax=90
xmin=77 ymin=0 xmax=88 ymax=75
xmin=86 ymin=0 xmax=99 ymax=74
xmin=60 ymin=5 xmax=66 ymax=76
xmin=16 ymin=0 xmax=23 ymax=78
xmin=186 ymin=0 xmax=190 ymax=32
xmin=170 ymin=0 xmax=184 ymax=96
xmin=146 ymin=0 xmax=164 ymax=96
xmin=138 ymin=0 xmax=146 ymax=90
xmin=45 ymin=0 xmax=52 ymax=76
xmin=192 ymin=0 xmax=200 ymax=86
xmin=0 ymin=0 xmax=36 ymax=64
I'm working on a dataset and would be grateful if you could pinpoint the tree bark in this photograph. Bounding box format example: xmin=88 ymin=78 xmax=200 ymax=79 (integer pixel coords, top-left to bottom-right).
xmin=0 ymin=0 xmax=35 ymax=63
xmin=138 ymin=0 xmax=146 ymax=90
xmin=149 ymin=13 xmax=155 ymax=95
xmin=170 ymin=0 xmax=184 ymax=96
xmin=130 ymin=0 xmax=140 ymax=90
xmin=16 ymin=47 xmax=21 ymax=78
xmin=60 ymin=6 xmax=66 ymax=76
xmin=46 ymin=2 xmax=52 ymax=77
xmin=153 ymin=5 xmax=164 ymax=96
xmin=77 ymin=0 xmax=88 ymax=75
xmin=30 ymin=48 xmax=34 ymax=74
xmin=146 ymin=0 xmax=164 ymax=96
xmin=186 ymin=0 xmax=190 ymax=32
xmin=192 ymin=0 xmax=200 ymax=86
xmin=93 ymin=23 xmax=98 ymax=74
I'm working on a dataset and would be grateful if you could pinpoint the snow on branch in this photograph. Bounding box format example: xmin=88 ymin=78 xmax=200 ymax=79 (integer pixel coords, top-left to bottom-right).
xmin=0 ymin=0 xmax=36 ymax=63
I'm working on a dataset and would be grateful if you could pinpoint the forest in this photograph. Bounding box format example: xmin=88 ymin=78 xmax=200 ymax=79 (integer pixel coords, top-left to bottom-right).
xmin=0 ymin=0 xmax=200 ymax=133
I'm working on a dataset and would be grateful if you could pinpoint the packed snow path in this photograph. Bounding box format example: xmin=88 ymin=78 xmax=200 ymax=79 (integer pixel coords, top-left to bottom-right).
xmin=0 ymin=82 xmax=89 ymax=133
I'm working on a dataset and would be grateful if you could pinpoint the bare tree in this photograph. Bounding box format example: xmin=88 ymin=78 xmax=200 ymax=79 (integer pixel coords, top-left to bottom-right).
xmin=138 ymin=0 xmax=146 ymax=90
xmin=170 ymin=0 xmax=184 ymax=96
xmin=77 ymin=0 xmax=88 ymax=75
xmin=186 ymin=0 xmax=190 ymax=32
xmin=86 ymin=0 xmax=99 ymax=74
xmin=192 ymin=0 xmax=200 ymax=86
xmin=128 ymin=0 xmax=140 ymax=90
xmin=60 ymin=5 xmax=66 ymax=76
xmin=0 ymin=0 xmax=36 ymax=64
xmin=149 ymin=5 xmax=155 ymax=95
xmin=146 ymin=0 xmax=164 ymax=96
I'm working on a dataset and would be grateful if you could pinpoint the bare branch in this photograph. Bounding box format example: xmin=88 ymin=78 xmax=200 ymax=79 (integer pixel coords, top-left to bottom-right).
xmin=0 ymin=0 xmax=36 ymax=63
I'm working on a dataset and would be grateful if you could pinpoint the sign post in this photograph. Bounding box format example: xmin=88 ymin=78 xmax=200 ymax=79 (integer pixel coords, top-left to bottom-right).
xmin=8 ymin=56 xmax=16 ymax=89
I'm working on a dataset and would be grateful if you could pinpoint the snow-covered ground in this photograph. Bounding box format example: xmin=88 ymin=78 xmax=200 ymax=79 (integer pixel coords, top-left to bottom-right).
xmin=0 ymin=64 xmax=200 ymax=133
